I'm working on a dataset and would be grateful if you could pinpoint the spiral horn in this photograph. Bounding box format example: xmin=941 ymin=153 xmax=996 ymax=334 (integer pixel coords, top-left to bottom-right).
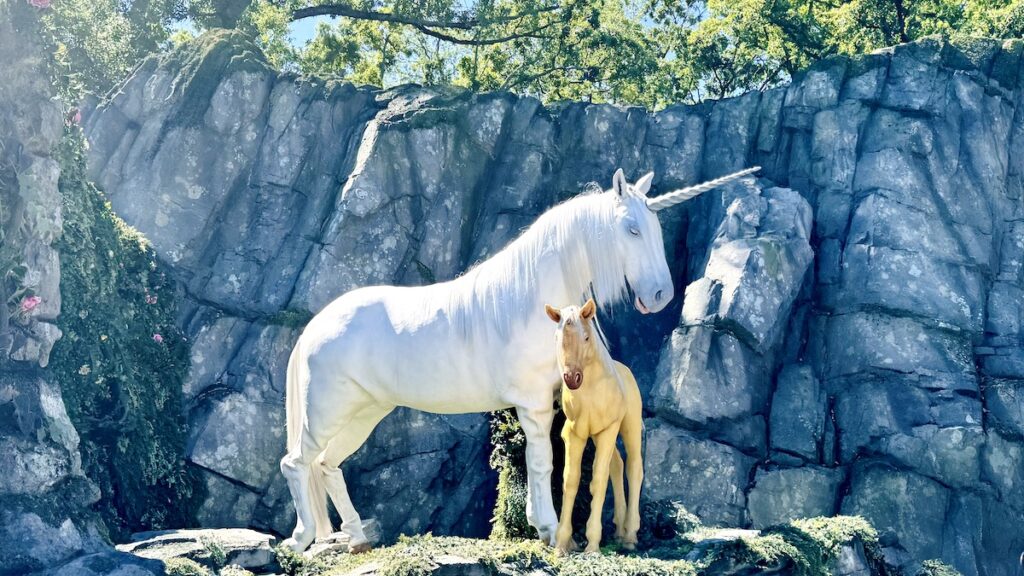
xmin=646 ymin=166 xmax=761 ymax=212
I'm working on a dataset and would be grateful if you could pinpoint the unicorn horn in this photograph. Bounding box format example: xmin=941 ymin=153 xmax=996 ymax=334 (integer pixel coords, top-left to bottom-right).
xmin=646 ymin=166 xmax=761 ymax=212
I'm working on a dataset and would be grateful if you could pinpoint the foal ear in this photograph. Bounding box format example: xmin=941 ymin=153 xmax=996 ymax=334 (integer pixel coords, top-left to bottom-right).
xmin=545 ymin=304 xmax=562 ymax=323
xmin=634 ymin=171 xmax=654 ymax=197
xmin=612 ymin=168 xmax=627 ymax=198
xmin=580 ymin=298 xmax=596 ymax=320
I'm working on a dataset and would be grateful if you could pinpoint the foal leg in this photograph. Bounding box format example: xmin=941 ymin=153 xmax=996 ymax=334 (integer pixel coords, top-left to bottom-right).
xmin=516 ymin=406 xmax=558 ymax=546
xmin=555 ymin=426 xmax=585 ymax=554
xmin=318 ymin=403 xmax=393 ymax=553
xmin=619 ymin=408 xmax=644 ymax=548
xmin=585 ymin=426 xmax=618 ymax=553
xmin=609 ymin=448 xmax=627 ymax=542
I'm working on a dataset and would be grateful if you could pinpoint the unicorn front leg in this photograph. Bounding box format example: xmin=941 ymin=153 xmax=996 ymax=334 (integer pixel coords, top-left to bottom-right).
xmin=516 ymin=406 xmax=559 ymax=546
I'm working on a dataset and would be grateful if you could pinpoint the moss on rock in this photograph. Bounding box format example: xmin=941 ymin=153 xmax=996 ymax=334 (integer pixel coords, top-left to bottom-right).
xmin=50 ymin=127 xmax=202 ymax=538
xmin=152 ymin=29 xmax=273 ymax=141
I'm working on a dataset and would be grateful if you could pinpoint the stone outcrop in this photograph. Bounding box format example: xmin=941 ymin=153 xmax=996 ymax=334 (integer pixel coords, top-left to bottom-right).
xmin=83 ymin=30 xmax=1024 ymax=576
xmin=0 ymin=5 xmax=112 ymax=575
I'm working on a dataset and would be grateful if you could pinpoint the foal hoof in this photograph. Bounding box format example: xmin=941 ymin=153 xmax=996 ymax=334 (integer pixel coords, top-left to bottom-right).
xmin=349 ymin=541 xmax=373 ymax=554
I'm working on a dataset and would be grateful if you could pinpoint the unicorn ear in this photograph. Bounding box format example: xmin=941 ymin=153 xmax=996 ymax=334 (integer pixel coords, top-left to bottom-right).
xmin=612 ymin=168 xmax=627 ymax=197
xmin=634 ymin=171 xmax=654 ymax=197
xmin=580 ymin=298 xmax=596 ymax=320
xmin=545 ymin=304 xmax=562 ymax=323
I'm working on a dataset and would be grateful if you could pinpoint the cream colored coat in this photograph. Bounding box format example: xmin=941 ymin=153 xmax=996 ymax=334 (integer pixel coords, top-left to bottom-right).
xmin=546 ymin=299 xmax=643 ymax=553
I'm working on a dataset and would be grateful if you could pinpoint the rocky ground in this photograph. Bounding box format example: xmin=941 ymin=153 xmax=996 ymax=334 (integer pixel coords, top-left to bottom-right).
xmin=78 ymin=30 xmax=1024 ymax=576
xmin=135 ymin=515 xmax=886 ymax=576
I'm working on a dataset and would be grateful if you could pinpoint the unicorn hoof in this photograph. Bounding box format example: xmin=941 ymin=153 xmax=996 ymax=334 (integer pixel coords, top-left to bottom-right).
xmin=282 ymin=538 xmax=304 ymax=553
xmin=349 ymin=541 xmax=373 ymax=554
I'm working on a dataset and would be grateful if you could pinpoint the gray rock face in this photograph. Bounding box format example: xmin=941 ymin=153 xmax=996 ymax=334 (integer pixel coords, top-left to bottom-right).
xmin=83 ymin=31 xmax=1024 ymax=576
xmin=747 ymin=466 xmax=843 ymax=528
xmin=642 ymin=420 xmax=755 ymax=526
xmin=0 ymin=5 xmax=110 ymax=575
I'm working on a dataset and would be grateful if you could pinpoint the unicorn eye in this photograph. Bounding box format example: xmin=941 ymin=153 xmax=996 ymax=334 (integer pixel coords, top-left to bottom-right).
xmin=629 ymin=226 xmax=640 ymax=237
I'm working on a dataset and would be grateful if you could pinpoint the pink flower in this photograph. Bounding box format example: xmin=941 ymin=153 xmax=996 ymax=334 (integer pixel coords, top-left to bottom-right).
xmin=20 ymin=296 xmax=41 ymax=313
xmin=27 ymin=0 xmax=51 ymax=8
xmin=73 ymin=110 xmax=82 ymax=124
xmin=145 ymin=294 xmax=158 ymax=305
xmin=152 ymin=333 xmax=164 ymax=343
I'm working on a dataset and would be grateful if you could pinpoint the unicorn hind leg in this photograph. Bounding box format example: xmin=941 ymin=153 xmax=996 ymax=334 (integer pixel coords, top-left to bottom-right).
xmin=317 ymin=402 xmax=394 ymax=553
xmin=281 ymin=377 xmax=377 ymax=552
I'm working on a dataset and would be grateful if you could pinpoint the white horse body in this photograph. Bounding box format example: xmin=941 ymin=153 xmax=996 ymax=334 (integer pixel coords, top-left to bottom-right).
xmin=281 ymin=167 xmax=758 ymax=552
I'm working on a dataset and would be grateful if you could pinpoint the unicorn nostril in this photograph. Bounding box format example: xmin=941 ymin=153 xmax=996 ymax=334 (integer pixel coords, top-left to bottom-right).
xmin=655 ymin=290 xmax=663 ymax=302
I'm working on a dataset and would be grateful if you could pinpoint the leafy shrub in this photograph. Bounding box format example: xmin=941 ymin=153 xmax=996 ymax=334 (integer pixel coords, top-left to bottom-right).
xmin=919 ymin=559 xmax=963 ymax=576
xmin=488 ymin=409 xmax=534 ymax=540
xmin=164 ymin=558 xmax=212 ymax=576
xmin=199 ymin=536 xmax=228 ymax=569
xmin=49 ymin=128 xmax=202 ymax=537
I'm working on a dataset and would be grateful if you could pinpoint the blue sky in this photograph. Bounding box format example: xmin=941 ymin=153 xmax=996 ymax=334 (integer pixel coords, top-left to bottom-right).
xmin=289 ymin=15 xmax=332 ymax=46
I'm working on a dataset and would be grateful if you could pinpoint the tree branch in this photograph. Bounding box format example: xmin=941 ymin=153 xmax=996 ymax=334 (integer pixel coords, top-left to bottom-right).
xmin=291 ymin=3 xmax=559 ymax=29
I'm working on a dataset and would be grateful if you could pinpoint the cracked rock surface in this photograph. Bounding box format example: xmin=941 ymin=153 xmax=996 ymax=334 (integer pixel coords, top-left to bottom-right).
xmin=85 ymin=30 xmax=1024 ymax=576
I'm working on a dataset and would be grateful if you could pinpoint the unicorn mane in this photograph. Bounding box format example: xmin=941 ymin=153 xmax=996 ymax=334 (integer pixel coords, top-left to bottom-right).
xmin=443 ymin=189 xmax=630 ymax=339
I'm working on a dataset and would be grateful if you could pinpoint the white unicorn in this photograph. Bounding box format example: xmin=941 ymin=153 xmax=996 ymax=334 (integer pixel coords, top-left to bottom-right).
xmin=280 ymin=166 xmax=759 ymax=552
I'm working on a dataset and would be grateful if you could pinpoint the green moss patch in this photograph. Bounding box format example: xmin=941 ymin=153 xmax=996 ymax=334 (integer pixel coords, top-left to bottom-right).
xmin=271 ymin=515 xmax=879 ymax=576
xmin=683 ymin=516 xmax=881 ymax=576
xmin=154 ymin=29 xmax=273 ymax=138
xmin=50 ymin=127 xmax=202 ymax=538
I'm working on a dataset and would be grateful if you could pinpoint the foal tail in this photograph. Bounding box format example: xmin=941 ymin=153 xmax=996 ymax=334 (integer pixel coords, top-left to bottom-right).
xmin=285 ymin=339 xmax=334 ymax=539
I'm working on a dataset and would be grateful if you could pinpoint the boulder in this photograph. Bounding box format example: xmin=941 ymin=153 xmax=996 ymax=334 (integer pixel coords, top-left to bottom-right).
xmin=768 ymin=365 xmax=826 ymax=462
xmin=747 ymin=466 xmax=843 ymax=528
xmin=642 ymin=420 xmax=755 ymax=526
xmin=39 ymin=552 xmax=164 ymax=576
xmin=117 ymin=528 xmax=277 ymax=571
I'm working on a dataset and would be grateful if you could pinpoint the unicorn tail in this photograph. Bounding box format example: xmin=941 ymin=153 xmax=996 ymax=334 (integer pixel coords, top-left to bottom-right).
xmin=285 ymin=339 xmax=334 ymax=539
xmin=309 ymin=458 xmax=333 ymax=539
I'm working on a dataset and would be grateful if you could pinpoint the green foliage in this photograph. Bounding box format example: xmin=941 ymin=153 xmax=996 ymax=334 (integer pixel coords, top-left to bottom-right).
xmin=636 ymin=500 xmax=701 ymax=557
xmin=684 ymin=515 xmax=881 ymax=576
xmin=274 ymin=544 xmax=330 ymax=576
xmin=919 ymin=559 xmax=964 ymax=576
xmin=267 ymin=308 xmax=315 ymax=328
xmin=22 ymin=0 xmax=1024 ymax=107
xmin=199 ymin=536 xmax=228 ymax=569
xmin=36 ymin=0 xmax=188 ymax=99
xmin=233 ymin=0 xmax=1024 ymax=107
xmin=489 ymin=409 xmax=535 ymax=540
xmin=311 ymin=534 xmax=697 ymax=576
xmin=156 ymin=29 xmax=272 ymax=131
xmin=164 ymin=558 xmax=213 ymax=576
xmin=49 ymin=127 xmax=202 ymax=538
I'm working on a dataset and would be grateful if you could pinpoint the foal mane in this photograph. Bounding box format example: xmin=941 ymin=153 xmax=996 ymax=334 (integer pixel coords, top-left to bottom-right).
xmin=448 ymin=189 xmax=631 ymax=339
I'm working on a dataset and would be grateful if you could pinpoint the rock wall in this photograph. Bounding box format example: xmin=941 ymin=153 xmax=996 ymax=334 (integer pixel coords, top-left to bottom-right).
xmin=84 ymin=30 xmax=1024 ymax=576
xmin=0 ymin=7 xmax=107 ymax=574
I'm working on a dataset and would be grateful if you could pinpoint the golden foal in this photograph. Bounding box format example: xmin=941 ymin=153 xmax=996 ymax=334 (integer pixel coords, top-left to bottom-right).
xmin=545 ymin=298 xmax=643 ymax=553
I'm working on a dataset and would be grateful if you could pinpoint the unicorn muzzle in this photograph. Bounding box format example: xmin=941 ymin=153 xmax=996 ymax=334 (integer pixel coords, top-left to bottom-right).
xmin=635 ymin=285 xmax=673 ymax=314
